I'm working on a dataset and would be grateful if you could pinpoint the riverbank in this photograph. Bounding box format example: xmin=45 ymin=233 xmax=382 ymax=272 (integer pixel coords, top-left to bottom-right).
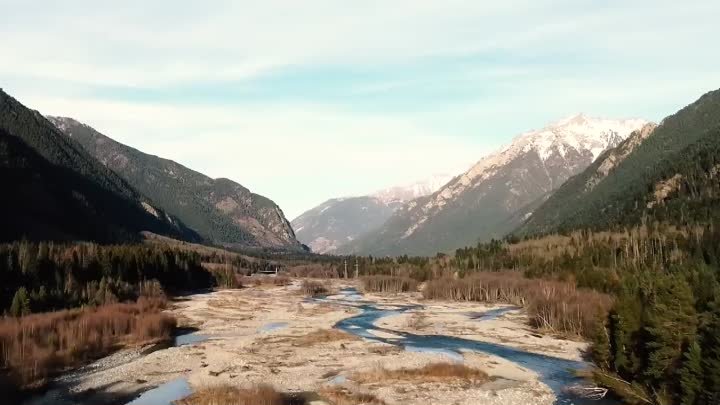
xmin=25 ymin=280 xmax=597 ymax=405
xmin=373 ymin=300 xmax=588 ymax=362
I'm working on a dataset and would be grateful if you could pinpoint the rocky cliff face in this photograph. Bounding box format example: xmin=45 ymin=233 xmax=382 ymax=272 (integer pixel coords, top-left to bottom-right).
xmin=48 ymin=116 xmax=301 ymax=250
xmin=341 ymin=114 xmax=649 ymax=256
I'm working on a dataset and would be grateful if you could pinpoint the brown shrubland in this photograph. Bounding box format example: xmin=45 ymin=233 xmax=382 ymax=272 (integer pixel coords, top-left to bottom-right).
xmin=301 ymin=280 xmax=329 ymax=297
xmin=0 ymin=297 xmax=175 ymax=388
xmin=238 ymin=275 xmax=293 ymax=288
xmin=318 ymin=387 xmax=387 ymax=405
xmin=176 ymin=385 xmax=291 ymax=405
xmin=352 ymin=362 xmax=490 ymax=384
xmin=286 ymin=263 xmax=341 ymax=279
xmin=423 ymin=272 xmax=612 ymax=338
xmin=360 ymin=276 xmax=418 ymax=294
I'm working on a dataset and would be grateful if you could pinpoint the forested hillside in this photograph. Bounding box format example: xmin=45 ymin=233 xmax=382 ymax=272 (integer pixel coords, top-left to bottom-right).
xmin=519 ymin=89 xmax=720 ymax=236
xmin=48 ymin=117 xmax=300 ymax=251
xmin=0 ymin=90 xmax=198 ymax=243
xmin=449 ymin=224 xmax=720 ymax=405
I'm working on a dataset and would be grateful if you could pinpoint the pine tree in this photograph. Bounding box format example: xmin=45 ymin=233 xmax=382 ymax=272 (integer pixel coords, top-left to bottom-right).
xmin=591 ymin=317 xmax=611 ymax=370
xmin=9 ymin=287 xmax=31 ymax=317
xmin=679 ymin=341 xmax=703 ymax=405
xmin=701 ymin=306 xmax=720 ymax=405
xmin=644 ymin=276 xmax=697 ymax=389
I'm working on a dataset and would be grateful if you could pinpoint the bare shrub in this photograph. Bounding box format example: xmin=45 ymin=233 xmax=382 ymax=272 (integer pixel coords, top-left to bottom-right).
xmin=352 ymin=363 xmax=490 ymax=384
xmin=423 ymin=272 xmax=612 ymax=338
xmin=273 ymin=276 xmax=292 ymax=286
xmin=176 ymin=384 xmax=289 ymax=405
xmin=423 ymin=272 xmax=527 ymax=305
xmin=0 ymin=298 xmax=175 ymax=388
xmin=525 ymin=285 xmax=613 ymax=337
xmin=286 ymin=264 xmax=340 ymax=279
xmin=319 ymin=387 xmax=386 ymax=405
xmin=241 ymin=275 xmax=293 ymax=288
xmin=301 ymin=280 xmax=328 ymax=297
xmin=360 ymin=276 xmax=417 ymax=294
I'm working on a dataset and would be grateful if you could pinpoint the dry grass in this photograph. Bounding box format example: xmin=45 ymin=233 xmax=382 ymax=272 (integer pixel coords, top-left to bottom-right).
xmin=423 ymin=272 xmax=613 ymax=338
xmin=360 ymin=276 xmax=418 ymax=294
xmin=352 ymin=363 xmax=490 ymax=385
xmin=241 ymin=275 xmax=293 ymax=287
xmin=319 ymin=387 xmax=387 ymax=405
xmin=292 ymin=329 xmax=359 ymax=347
xmin=175 ymin=384 xmax=293 ymax=405
xmin=301 ymin=280 xmax=329 ymax=297
xmin=0 ymin=297 xmax=174 ymax=388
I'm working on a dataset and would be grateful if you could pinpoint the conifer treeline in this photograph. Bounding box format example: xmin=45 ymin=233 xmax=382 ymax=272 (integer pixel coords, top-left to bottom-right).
xmin=0 ymin=242 xmax=214 ymax=315
xmin=328 ymin=223 xmax=720 ymax=404
xmin=450 ymin=224 xmax=720 ymax=405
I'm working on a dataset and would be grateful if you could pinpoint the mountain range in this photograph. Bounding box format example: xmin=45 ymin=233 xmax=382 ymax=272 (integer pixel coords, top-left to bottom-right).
xmin=5 ymin=83 xmax=718 ymax=259
xmin=0 ymin=89 xmax=197 ymax=243
xmin=334 ymin=114 xmax=649 ymax=256
xmin=47 ymin=117 xmax=301 ymax=251
xmin=291 ymin=175 xmax=451 ymax=254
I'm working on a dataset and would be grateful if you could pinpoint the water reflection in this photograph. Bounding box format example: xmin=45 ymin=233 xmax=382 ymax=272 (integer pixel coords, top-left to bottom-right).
xmin=126 ymin=378 xmax=192 ymax=405
xmin=332 ymin=289 xmax=617 ymax=405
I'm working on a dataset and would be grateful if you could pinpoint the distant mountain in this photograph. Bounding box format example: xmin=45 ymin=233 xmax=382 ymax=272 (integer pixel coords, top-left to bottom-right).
xmin=517 ymin=89 xmax=720 ymax=236
xmin=292 ymin=175 xmax=451 ymax=254
xmin=372 ymin=175 xmax=453 ymax=204
xmin=0 ymin=89 xmax=197 ymax=243
xmin=341 ymin=114 xmax=649 ymax=256
xmin=48 ymin=117 xmax=301 ymax=251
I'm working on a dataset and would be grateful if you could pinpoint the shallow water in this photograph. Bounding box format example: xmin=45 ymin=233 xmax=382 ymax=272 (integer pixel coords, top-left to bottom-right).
xmin=125 ymin=378 xmax=192 ymax=405
xmin=173 ymin=332 xmax=209 ymax=346
xmin=332 ymin=289 xmax=617 ymax=405
xmin=259 ymin=321 xmax=289 ymax=333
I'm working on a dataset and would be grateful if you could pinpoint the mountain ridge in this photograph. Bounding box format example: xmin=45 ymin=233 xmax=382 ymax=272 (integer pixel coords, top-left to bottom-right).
xmin=516 ymin=89 xmax=720 ymax=236
xmin=0 ymin=89 xmax=198 ymax=243
xmin=340 ymin=114 xmax=650 ymax=256
xmin=48 ymin=116 xmax=301 ymax=251
xmin=292 ymin=175 xmax=452 ymax=253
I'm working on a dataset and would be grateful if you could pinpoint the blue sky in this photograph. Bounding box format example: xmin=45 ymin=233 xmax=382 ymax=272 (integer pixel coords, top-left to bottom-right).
xmin=2 ymin=0 xmax=719 ymax=218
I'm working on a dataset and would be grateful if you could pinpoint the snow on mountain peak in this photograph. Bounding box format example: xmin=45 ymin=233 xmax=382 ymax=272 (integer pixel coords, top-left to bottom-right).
xmin=373 ymin=174 xmax=453 ymax=204
xmin=410 ymin=114 xmax=650 ymax=220
xmin=465 ymin=114 xmax=649 ymax=181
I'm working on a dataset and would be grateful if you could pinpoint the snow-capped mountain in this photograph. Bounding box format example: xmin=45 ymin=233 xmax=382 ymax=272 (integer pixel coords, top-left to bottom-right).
xmin=291 ymin=175 xmax=451 ymax=254
xmin=340 ymin=114 xmax=650 ymax=256
xmin=373 ymin=175 xmax=453 ymax=204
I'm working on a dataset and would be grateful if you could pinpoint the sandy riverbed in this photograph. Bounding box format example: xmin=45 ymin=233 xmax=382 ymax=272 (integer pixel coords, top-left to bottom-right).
xmin=30 ymin=281 xmax=594 ymax=405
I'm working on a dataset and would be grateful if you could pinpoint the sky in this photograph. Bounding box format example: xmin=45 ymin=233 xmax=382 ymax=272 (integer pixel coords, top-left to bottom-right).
xmin=2 ymin=0 xmax=719 ymax=219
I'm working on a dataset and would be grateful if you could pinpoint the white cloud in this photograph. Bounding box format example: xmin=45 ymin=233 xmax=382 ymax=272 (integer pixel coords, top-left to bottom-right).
xmin=2 ymin=0 xmax=720 ymax=218
xmin=5 ymin=0 xmax=717 ymax=87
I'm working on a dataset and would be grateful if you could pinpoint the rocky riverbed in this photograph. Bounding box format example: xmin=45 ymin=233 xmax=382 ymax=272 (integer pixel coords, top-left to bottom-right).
xmin=25 ymin=280 xmax=600 ymax=405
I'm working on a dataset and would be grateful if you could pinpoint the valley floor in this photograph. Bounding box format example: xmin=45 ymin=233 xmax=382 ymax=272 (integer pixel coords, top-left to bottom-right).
xmin=27 ymin=281 xmax=591 ymax=405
